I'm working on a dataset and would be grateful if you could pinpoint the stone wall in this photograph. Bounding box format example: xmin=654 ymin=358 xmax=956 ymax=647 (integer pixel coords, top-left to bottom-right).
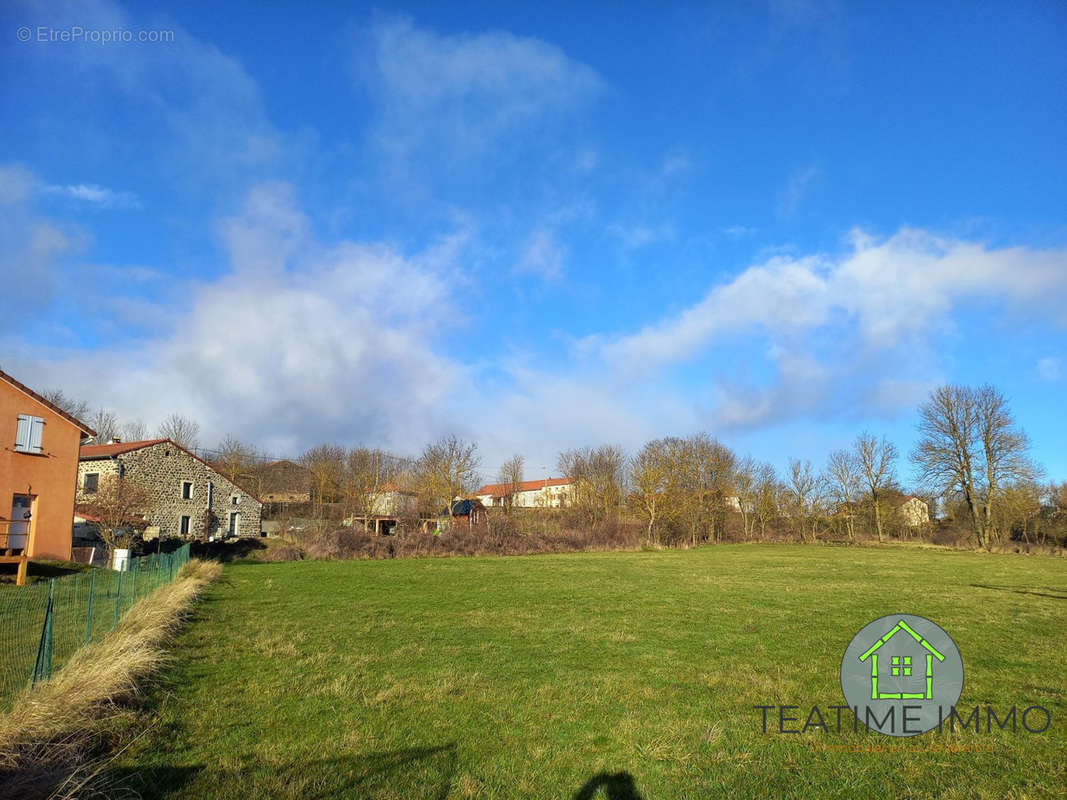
xmin=77 ymin=441 xmax=262 ymax=540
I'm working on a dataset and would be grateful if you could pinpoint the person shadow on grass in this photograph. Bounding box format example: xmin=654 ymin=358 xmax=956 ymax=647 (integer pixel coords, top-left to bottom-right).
xmin=572 ymin=771 xmax=644 ymax=800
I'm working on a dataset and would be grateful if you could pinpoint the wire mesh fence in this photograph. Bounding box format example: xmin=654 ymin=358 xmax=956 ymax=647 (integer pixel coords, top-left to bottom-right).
xmin=0 ymin=543 xmax=191 ymax=709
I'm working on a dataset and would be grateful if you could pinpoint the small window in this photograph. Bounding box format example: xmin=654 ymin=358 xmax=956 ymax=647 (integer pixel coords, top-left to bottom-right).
xmin=207 ymin=481 xmax=214 ymax=508
xmin=83 ymin=473 xmax=99 ymax=493
xmin=181 ymin=481 xmax=193 ymax=500
xmin=14 ymin=415 xmax=45 ymax=454
xmin=179 ymin=515 xmax=191 ymax=536
xmin=231 ymin=495 xmax=239 ymax=506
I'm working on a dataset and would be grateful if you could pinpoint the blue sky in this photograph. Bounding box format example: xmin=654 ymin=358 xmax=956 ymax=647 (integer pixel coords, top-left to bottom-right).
xmin=1 ymin=0 xmax=1065 ymax=483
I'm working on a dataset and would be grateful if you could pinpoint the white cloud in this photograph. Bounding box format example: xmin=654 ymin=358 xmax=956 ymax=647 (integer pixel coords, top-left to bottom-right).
xmin=13 ymin=0 xmax=282 ymax=186
xmin=608 ymin=223 xmax=675 ymax=250
xmin=599 ymin=253 xmax=831 ymax=366
xmin=514 ymin=228 xmax=566 ymax=280
xmin=602 ymin=229 xmax=1067 ymax=369
xmin=363 ymin=17 xmax=603 ymax=157
xmin=660 ymin=150 xmax=693 ymax=177
xmin=4 ymin=183 xmax=464 ymax=456
xmin=777 ymin=162 xmax=822 ymax=217
xmin=43 ymin=183 xmax=141 ymax=209
xmin=1037 ymin=357 xmax=1062 ymax=382
xmin=575 ymin=148 xmax=599 ymax=173
xmin=0 ymin=164 xmax=80 ymax=330
xmin=217 ymin=182 xmax=312 ymax=275
xmin=0 ymin=164 xmax=35 ymax=205
xmin=587 ymin=228 xmax=1067 ymax=430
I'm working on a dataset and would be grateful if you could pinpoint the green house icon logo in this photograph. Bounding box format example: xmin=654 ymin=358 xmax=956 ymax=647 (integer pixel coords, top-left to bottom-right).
xmin=858 ymin=619 xmax=945 ymax=701
xmin=841 ymin=614 xmax=964 ymax=737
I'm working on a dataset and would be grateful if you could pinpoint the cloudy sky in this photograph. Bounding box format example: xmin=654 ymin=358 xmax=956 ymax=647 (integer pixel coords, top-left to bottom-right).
xmin=2 ymin=0 xmax=1065 ymax=482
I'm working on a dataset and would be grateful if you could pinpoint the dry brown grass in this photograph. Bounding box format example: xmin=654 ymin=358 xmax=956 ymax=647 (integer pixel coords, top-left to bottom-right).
xmin=0 ymin=559 xmax=221 ymax=799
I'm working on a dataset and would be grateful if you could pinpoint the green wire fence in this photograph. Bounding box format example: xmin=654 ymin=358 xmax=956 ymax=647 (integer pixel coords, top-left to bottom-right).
xmin=0 ymin=543 xmax=191 ymax=709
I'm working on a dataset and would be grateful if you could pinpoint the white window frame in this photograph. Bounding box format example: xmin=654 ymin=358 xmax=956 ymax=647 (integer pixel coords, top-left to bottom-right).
xmin=83 ymin=473 xmax=99 ymax=493
xmin=179 ymin=515 xmax=191 ymax=536
xmin=181 ymin=481 xmax=194 ymax=500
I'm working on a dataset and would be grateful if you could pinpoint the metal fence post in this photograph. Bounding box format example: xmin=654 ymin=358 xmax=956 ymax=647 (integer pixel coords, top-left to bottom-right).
xmin=31 ymin=579 xmax=56 ymax=685
xmin=85 ymin=568 xmax=96 ymax=646
xmin=114 ymin=567 xmax=123 ymax=630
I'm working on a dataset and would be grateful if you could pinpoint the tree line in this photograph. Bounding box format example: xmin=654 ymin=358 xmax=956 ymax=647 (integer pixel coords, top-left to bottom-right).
xmin=286 ymin=384 xmax=1063 ymax=550
xmin=52 ymin=384 xmax=1067 ymax=550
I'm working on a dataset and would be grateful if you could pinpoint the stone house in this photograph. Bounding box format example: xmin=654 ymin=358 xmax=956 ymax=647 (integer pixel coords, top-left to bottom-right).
xmin=474 ymin=477 xmax=573 ymax=509
xmin=77 ymin=439 xmax=262 ymax=540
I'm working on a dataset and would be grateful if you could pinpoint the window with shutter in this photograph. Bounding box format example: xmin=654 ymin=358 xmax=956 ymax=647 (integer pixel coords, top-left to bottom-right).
xmin=14 ymin=415 xmax=44 ymax=453
xmin=14 ymin=415 xmax=31 ymax=451
xmin=28 ymin=417 xmax=44 ymax=453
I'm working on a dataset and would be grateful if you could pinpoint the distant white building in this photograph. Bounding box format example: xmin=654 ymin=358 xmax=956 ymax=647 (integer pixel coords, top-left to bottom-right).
xmin=896 ymin=496 xmax=930 ymax=527
xmin=475 ymin=477 xmax=574 ymax=509
xmin=367 ymin=484 xmax=418 ymax=516
xmin=343 ymin=484 xmax=418 ymax=534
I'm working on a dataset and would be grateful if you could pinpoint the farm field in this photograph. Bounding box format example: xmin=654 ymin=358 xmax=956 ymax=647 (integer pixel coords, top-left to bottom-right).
xmin=114 ymin=545 xmax=1066 ymax=799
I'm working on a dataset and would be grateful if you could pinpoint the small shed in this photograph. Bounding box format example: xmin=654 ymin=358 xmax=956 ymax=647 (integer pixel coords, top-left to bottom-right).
xmin=441 ymin=498 xmax=486 ymax=528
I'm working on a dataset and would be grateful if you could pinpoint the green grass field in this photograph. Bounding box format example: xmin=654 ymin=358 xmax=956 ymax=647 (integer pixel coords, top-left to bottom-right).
xmin=115 ymin=545 xmax=1066 ymax=799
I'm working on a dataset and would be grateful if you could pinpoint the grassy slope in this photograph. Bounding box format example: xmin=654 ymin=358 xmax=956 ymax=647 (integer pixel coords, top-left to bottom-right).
xmin=116 ymin=546 xmax=1066 ymax=799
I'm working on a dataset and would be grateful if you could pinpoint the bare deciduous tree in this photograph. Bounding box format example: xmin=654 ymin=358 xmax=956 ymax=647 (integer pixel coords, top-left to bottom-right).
xmin=826 ymin=448 xmax=861 ymax=541
xmin=975 ymin=385 xmax=1038 ymax=544
xmin=630 ymin=439 xmax=672 ymax=543
xmin=41 ymin=389 xmax=91 ymax=422
xmin=301 ymin=444 xmax=346 ymax=521
xmin=559 ymin=445 xmax=626 ymax=528
xmin=81 ymin=475 xmax=152 ymax=560
xmin=651 ymin=435 xmax=731 ymax=545
xmin=497 ymin=454 xmax=525 ymax=513
xmin=88 ymin=409 xmax=120 ymax=443
xmin=214 ymin=436 xmax=257 ymax=484
xmin=417 ymin=435 xmax=480 ymax=519
xmin=753 ymin=462 xmax=780 ymax=540
xmin=912 ymin=385 xmax=1034 ymax=549
xmin=120 ymin=418 xmax=148 ymax=442
xmin=732 ymin=456 xmax=761 ymax=540
xmin=855 ymin=433 xmax=897 ymax=543
xmin=787 ymin=458 xmax=825 ymax=542
xmin=157 ymin=413 xmax=201 ymax=451
xmin=344 ymin=447 xmax=407 ymax=529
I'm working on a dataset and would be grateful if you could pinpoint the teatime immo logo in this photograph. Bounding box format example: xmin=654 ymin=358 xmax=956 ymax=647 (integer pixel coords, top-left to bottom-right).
xmin=753 ymin=614 xmax=1052 ymax=738
xmin=840 ymin=614 xmax=963 ymax=737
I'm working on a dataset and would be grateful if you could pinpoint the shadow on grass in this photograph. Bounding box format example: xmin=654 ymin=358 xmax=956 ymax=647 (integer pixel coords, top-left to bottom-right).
xmin=970 ymin=583 xmax=1067 ymax=600
xmin=572 ymin=771 xmax=644 ymax=800
xmin=102 ymin=745 xmax=457 ymax=799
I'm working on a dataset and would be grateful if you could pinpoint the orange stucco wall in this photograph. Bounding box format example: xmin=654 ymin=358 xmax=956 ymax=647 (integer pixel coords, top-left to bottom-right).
xmin=0 ymin=381 xmax=84 ymax=560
